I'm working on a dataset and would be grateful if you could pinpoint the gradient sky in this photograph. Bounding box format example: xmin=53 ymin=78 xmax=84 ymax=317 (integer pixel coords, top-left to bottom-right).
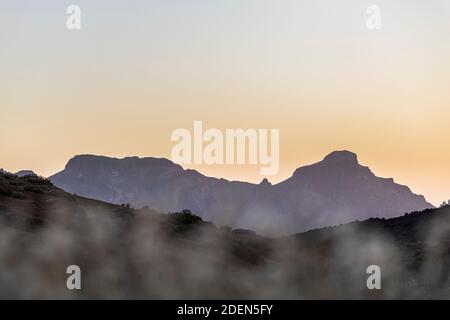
xmin=1 ymin=0 xmax=450 ymax=205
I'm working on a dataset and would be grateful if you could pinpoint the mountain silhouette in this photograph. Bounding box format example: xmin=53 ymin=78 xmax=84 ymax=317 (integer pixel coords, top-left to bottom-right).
xmin=14 ymin=170 xmax=37 ymax=178
xmin=1 ymin=170 xmax=448 ymax=299
xmin=49 ymin=150 xmax=433 ymax=234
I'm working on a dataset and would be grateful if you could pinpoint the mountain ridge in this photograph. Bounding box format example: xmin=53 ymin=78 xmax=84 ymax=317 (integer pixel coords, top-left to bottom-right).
xmin=50 ymin=150 xmax=434 ymax=234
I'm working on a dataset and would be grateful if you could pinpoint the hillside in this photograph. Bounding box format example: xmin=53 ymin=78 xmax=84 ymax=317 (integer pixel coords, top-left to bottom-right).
xmin=0 ymin=171 xmax=449 ymax=299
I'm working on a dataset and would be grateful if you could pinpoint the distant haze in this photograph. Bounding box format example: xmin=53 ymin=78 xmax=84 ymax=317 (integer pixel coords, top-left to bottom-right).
xmin=1 ymin=1 xmax=450 ymax=205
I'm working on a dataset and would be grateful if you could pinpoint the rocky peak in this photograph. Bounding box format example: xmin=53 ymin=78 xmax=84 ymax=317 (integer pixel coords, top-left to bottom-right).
xmin=15 ymin=170 xmax=37 ymax=178
xmin=259 ymin=178 xmax=272 ymax=187
xmin=322 ymin=150 xmax=358 ymax=165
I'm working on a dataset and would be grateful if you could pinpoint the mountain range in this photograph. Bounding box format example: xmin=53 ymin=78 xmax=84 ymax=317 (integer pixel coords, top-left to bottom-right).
xmin=0 ymin=170 xmax=448 ymax=298
xmin=49 ymin=150 xmax=433 ymax=234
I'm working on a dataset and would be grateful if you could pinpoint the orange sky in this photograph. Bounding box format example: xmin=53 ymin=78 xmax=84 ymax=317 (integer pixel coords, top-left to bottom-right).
xmin=1 ymin=1 xmax=450 ymax=205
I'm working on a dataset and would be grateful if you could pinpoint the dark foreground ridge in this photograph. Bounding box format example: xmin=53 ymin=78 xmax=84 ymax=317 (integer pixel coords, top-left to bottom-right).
xmin=0 ymin=171 xmax=449 ymax=299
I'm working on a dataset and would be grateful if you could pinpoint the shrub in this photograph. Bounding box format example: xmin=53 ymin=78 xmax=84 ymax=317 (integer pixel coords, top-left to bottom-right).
xmin=11 ymin=191 xmax=25 ymax=199
xmin=24 ymin=185 xmax=42 ymax=193
xmin=168 ymin=209 xmax=203 ymax=225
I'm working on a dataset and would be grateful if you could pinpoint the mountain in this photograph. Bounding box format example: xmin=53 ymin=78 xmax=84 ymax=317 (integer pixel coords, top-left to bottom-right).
xmin=14 ymin=170 xmax=37 ymax=178
xmin=0 ymin=170 xmax=449 ymax=299
xmin=49 ymin=151 xmax=433 ymax=234
xmin=274 ymin=151 xmax=433 ymax=231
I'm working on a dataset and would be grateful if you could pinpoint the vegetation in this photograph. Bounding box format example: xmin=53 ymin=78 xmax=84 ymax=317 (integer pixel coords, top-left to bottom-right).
xmin=0 ymin=171 xmax=449 ymax=299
